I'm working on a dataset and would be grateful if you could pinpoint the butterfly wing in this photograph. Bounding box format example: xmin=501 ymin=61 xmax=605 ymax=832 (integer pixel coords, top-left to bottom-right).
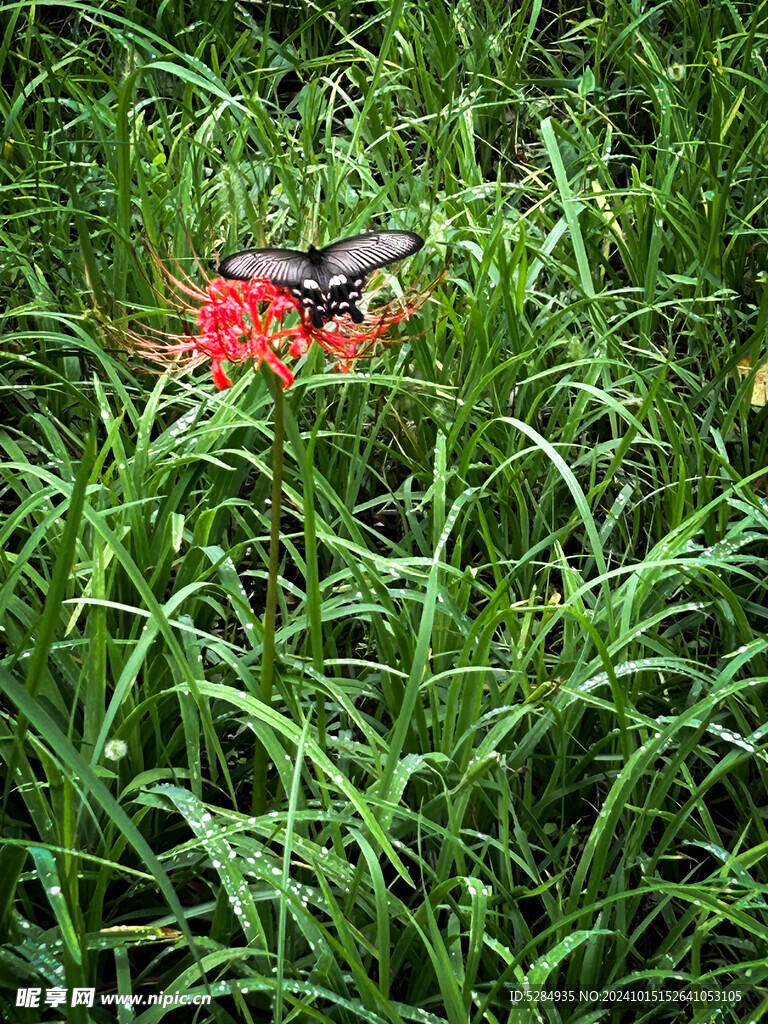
xmin=219 ymin=247 xmax=335 ymax=326
xmin=317 ymin=231 xmax=424 ymax=323
xmin=218 ymin=248 xmax=314 ymax=289
xmin=320 ymin=231 xmax=425 ymax=277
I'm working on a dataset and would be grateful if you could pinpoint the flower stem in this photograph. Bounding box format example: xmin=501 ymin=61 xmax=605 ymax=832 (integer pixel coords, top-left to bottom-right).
xmin=253 ymin=366 xmax=284 ymax=816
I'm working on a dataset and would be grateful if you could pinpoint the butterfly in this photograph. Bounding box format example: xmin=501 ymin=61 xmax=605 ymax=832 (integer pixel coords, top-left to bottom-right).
xmin=218 ymin=229 xmax=424 ymax=328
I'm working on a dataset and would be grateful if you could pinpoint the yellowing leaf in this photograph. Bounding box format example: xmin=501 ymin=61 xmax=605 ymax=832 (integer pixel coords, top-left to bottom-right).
xmin=736 ymin=358 xmax=768 ymax=408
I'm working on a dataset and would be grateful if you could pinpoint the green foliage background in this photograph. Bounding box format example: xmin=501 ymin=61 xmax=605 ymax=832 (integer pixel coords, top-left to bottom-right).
xmin=2 ymin=1 xmax=768 ymax=1021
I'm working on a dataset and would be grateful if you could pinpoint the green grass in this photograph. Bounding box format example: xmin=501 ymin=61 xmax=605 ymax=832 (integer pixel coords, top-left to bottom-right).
xmin=2 ymin=1 xmax=768 ymax=1022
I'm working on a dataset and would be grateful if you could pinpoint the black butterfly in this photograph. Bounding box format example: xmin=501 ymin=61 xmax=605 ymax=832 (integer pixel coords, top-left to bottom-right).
xmin=218 ymin=229 xmax=424 ymax=328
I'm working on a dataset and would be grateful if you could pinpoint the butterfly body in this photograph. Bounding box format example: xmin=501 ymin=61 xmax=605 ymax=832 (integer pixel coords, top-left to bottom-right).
xmin=219 ymin=230 xmax=424 ymax=328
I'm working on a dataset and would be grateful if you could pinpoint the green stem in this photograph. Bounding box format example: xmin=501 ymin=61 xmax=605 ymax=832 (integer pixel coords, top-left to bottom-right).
xmin=304 ymin=428 xmax=326 ymax=752
xmin=281 ymin=402 xmax=326 ymax=750
xmin=253 ymin=367 xmax=284 ymax=816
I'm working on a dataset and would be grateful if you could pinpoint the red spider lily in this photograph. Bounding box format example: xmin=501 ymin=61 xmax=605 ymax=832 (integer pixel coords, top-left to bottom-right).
xmin=131 ymin=265 xmax=432 ymax=390
xmin=133 ymin=275 xmax=303 ymax=389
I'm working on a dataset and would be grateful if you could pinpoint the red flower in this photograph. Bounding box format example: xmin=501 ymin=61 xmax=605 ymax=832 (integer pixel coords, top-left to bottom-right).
xmin=195 ymin=278 xmax=305 ymax=388
xmin=130 ymin=265 xmax=432 ymax=390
